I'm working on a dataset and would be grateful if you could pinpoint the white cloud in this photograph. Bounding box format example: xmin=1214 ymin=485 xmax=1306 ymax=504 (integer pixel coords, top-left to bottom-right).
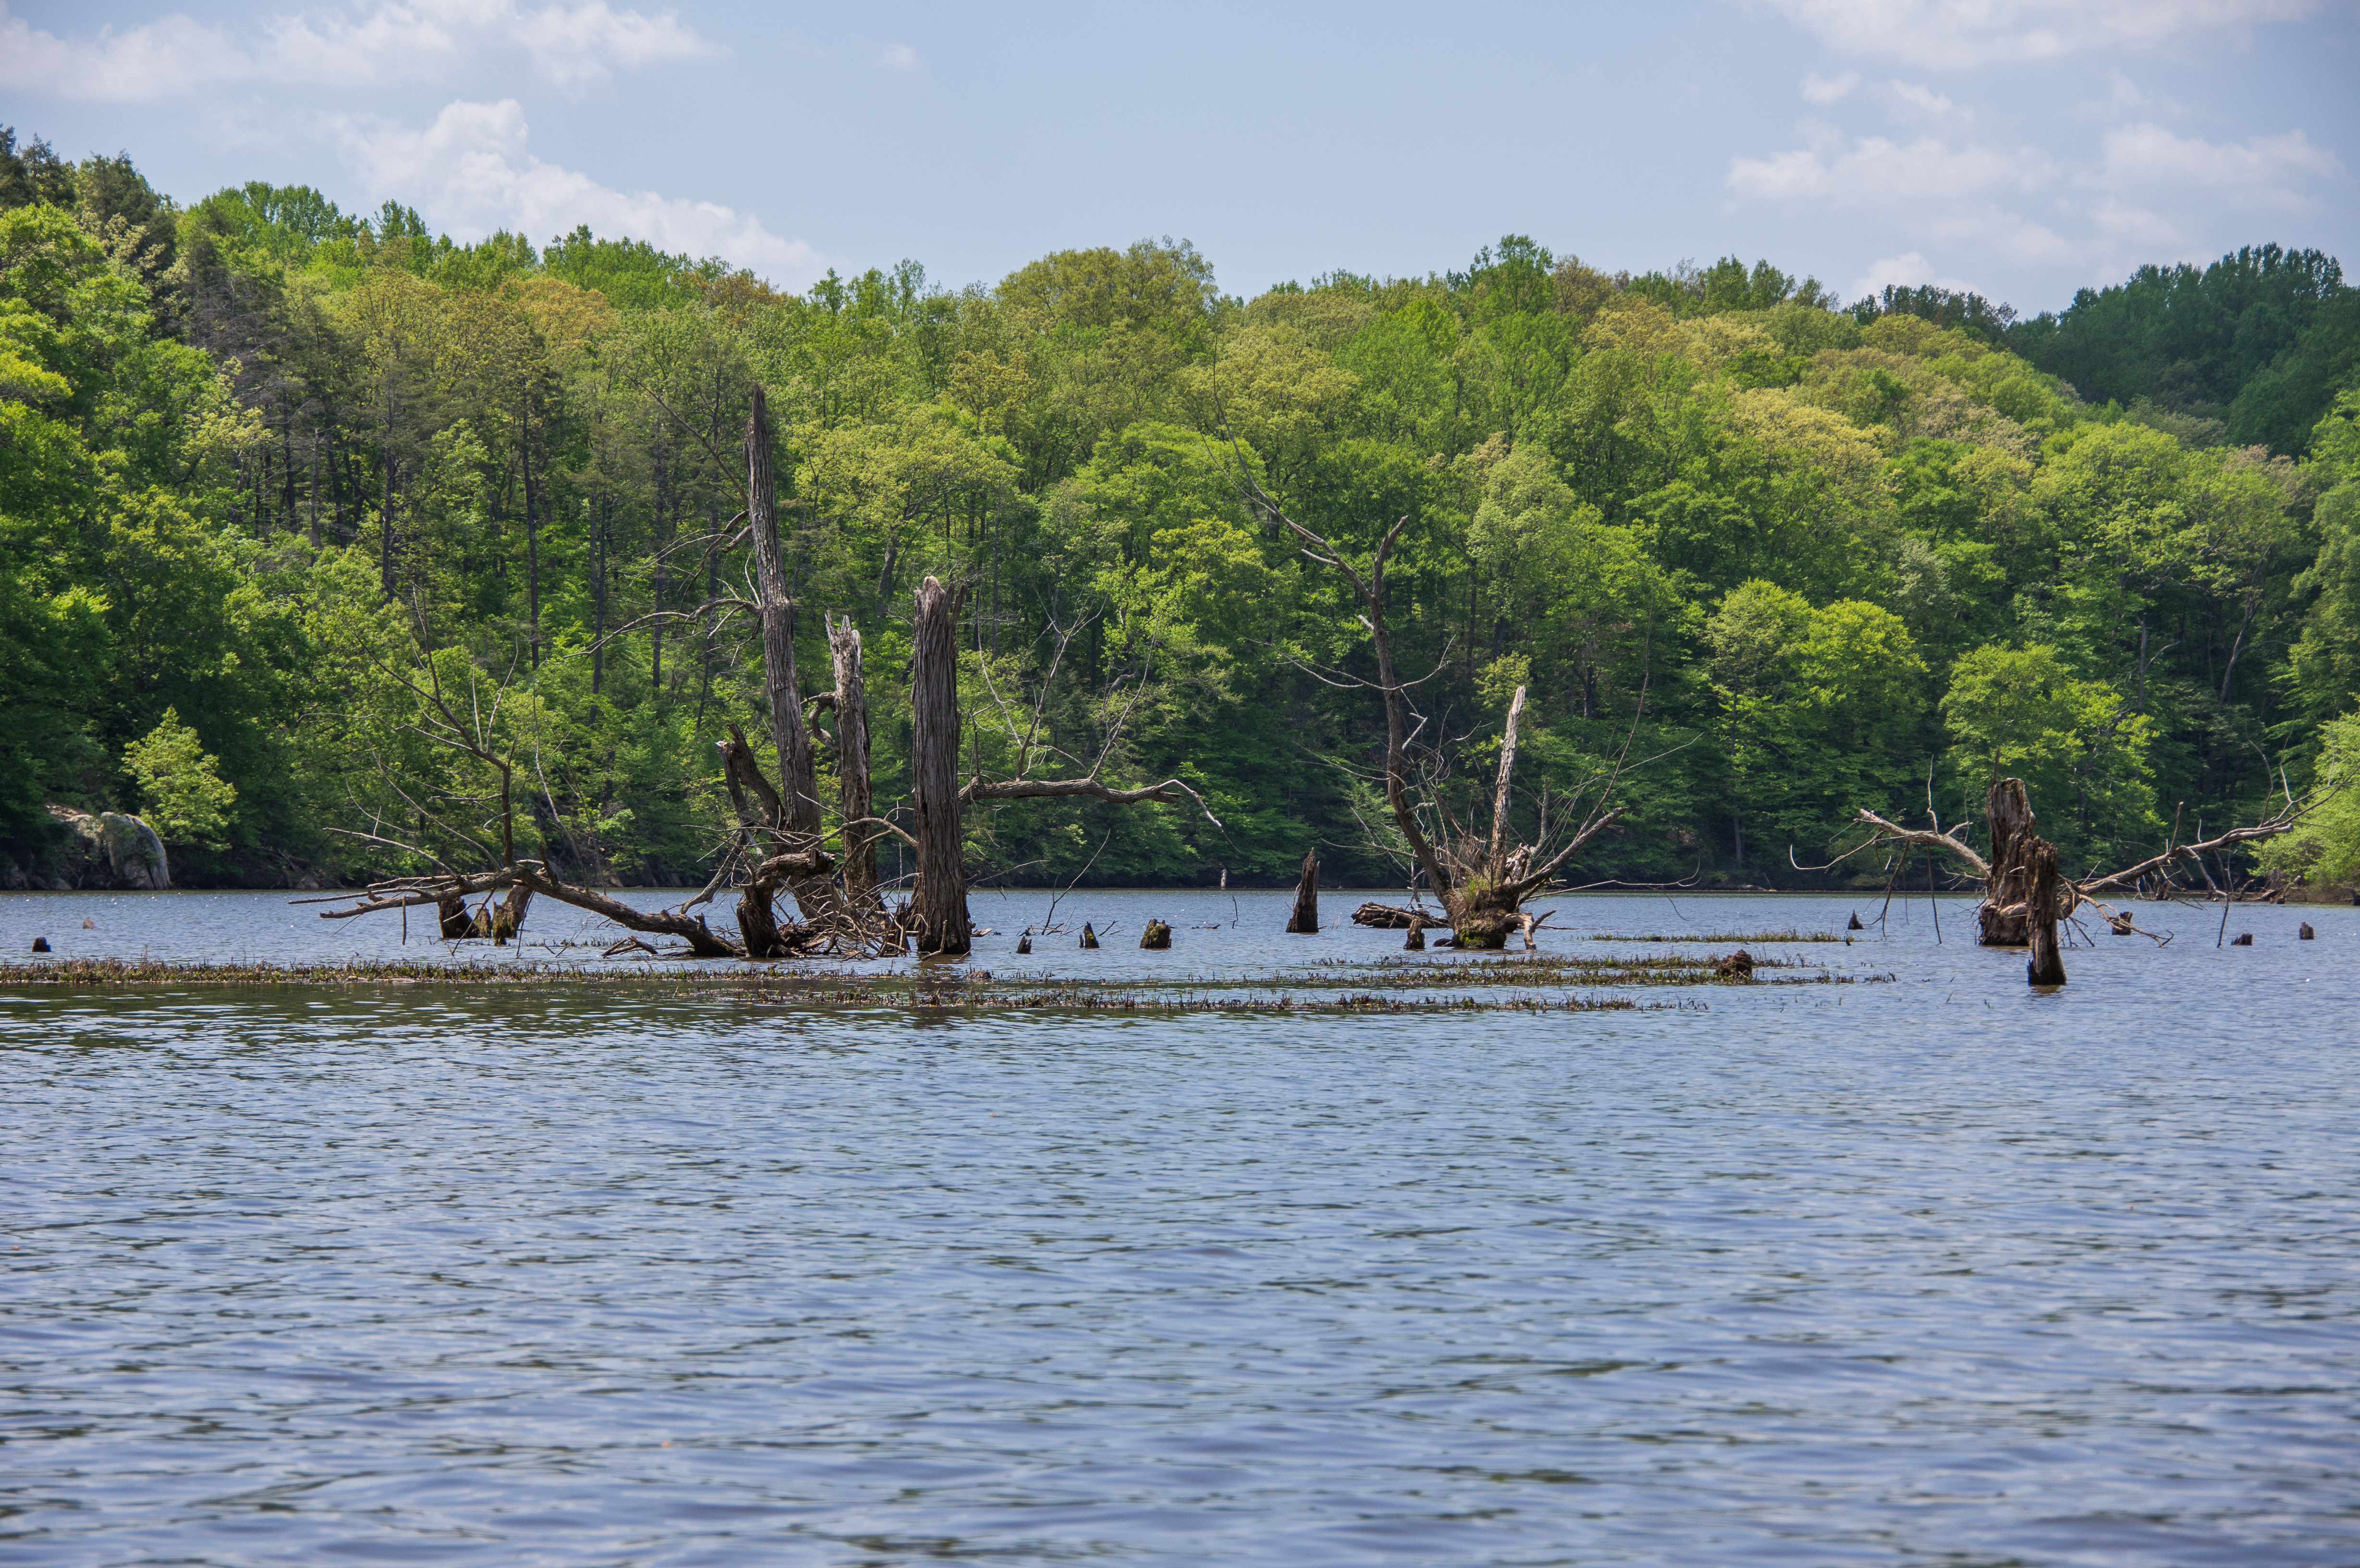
xmin=1753 ymin=0 xmax=2321 ymax=68
xmin=2095 ymin=121 xmax=2342 ymax=206
xmin=331 ymin=98 xmax=829 ymax=285
xmin=1801 ymin=70 xmax=1859 ymax=103
xmin=1848 ymin=250 xmax=1984 ymax=300
xmin=1728 ymin=132 xmax=2058 ymax=208
xmin=0 ymin=0 xmax=716 ymax=102
xmin=1876 ymin=79 xmax=1972 ymax=128
xmin=878 ymin=42 xmax=917 ymax=69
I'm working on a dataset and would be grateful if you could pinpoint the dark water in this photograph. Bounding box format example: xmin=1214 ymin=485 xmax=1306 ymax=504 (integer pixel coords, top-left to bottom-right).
xmin=3 ymin=889 xmax=2357 ymax=1565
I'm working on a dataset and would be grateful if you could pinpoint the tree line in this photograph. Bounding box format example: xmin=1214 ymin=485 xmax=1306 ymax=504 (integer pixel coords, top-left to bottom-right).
xmin=5 ymin=124 xmax=2359 ymax=894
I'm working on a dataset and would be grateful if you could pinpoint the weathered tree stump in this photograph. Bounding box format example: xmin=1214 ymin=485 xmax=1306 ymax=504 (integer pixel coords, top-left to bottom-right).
xmin=1716 ymin=949 xmax=1754 ymax=978
xmin=1403 ymin=925 xmax=1424 ymax=950
xmin=1140 ymin=919 xmax=1171 ymax=949
xmin=1285 ymin=851 xmax=1319 ymax=933
xmin=2025 ymin=837 xmax=2066 ymax=985
xmin=1848 ymin=911 xmax=1864 ymax=930
xmin=1016 ymin=932 xmax=1032 ymax=955
xmin=2299 ymin=922 xmax=2315 ymax=940
xmin=437 ymin=894 xmax=471 ymax=940
xmin=1080 ymin=922 xmax=1099 ymax=949
xmin=31 ymin=936 xmax=50 ymax=953
xmin=2108 ymin=910 xmax=2134 ymax=935
xmin=1453 ymin=881 xmax=1517 ymax=950
xmin=2230 ymin=931 xmax=2254 ymax=946
xmin=1981 ymin=778 xmax=2038 ymax=947
xmin=910 ymin=576 xmax=971 ymax=956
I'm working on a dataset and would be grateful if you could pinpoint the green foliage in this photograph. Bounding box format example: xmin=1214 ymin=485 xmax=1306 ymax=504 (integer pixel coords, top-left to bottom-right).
xmin=123 ymin=707 xmax=236 ymax=845
xmin=1940 ymin=644 xmax=2157 ymax=861
xmin=1 ymin=128 xmax=2354 ymax=894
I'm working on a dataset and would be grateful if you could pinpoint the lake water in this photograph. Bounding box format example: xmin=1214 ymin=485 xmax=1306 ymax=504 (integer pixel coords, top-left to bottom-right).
xmin=3 ymin=888 xmax=2356 ymax=1565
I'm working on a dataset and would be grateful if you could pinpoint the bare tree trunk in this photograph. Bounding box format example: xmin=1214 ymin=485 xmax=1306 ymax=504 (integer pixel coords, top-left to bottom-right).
xmin=490 ymin=882 xmax=532 ymax=943
xmin=745 ymin=390 xmax=831 ymax=922
xmin=522 ymin=404 xmax=540 ymax=667
xmin=1286 ymin=850 xmax=1319 ymax=933
xmin=1486 ymin=685 xmax=1527 ymax=878
xmin=829 ymin=613 xmax=879 ymax=912
xmin=2025 ymin=837 xmax=2066 ymax=985
xmin=1979 ymin=778 xmax=2037 ymax=946
xmin=910 ymin=575 xmax=971 ymax=956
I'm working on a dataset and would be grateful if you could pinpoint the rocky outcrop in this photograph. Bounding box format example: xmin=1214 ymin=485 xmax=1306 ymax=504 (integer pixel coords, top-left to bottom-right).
xmin=40 ymin=807 xmax=171 ymax=890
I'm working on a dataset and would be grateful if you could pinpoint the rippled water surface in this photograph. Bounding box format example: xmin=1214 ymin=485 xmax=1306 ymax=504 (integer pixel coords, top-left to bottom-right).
xmin=3 ymin=888 xmax=2357 ymax=1565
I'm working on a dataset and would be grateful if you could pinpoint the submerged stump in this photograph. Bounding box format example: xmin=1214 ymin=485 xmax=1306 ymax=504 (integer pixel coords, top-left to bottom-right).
xmin=2025 ymin=837 xmax=2066 ymax=986
xmin=1285 ymin=851 xmax=1319 ymax=934
xmin=1140 ymin=919 xmax=1171 ymax=950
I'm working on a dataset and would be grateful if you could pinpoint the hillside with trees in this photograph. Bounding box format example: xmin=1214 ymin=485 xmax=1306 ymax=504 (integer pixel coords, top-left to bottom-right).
xmin=5 ymin=126 xmax=2359 ymax=894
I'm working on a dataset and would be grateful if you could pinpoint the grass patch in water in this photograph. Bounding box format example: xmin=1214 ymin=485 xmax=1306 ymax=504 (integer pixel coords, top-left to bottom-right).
xmin=1589 ymin=928 xmax=1842 ymax=943
xmin=0 ymin=954 xmax=1884 ymax=1013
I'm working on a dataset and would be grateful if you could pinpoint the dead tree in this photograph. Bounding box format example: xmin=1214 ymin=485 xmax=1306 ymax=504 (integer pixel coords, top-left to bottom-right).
xmin=909 ymin=575 xmax=972 ymax=956
xmin=1979 ymin=777 xmax=2037 ymax=945
xmin=1838 ymin=772 xmax=2331 ymax=950
xmin=1286 ymin=850 xmax=1319 ymax=933
xmin=2025 ymin=836 xmax=2066 ymax=985
xmin=1222 ymin=441 xmax=1633 ymax=946
xmin=826 ymin=612 xmax=879 ymax=912
xmin=743 ymin=389 xmax=832 ymax=924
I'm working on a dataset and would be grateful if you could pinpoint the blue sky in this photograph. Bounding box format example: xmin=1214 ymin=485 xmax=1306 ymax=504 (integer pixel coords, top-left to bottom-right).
xmin=3 ymin=0 xmax=2355 ymax=314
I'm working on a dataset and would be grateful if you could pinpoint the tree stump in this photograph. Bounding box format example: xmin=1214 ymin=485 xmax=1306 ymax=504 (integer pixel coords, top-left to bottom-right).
xmin=2108 ymin=910 xmax=2134 ymax=935
xmin=1140 ymin=919 xmax=1171 ymax=949
xmin=1453 ymin=881 xmax=1517 ymax=950
xmin=1403 ymin=925 xmax=1424 ymax=951
xmin=1716 ymin=949 xmax=1754 ymax=978
xmin=2299 ymin=922 xmax=2315 ymax=940
xmin=1285 ymin=850 xmax=1319 ymax=933
xmin=1848 ymin=912 xmax=1864 ymax=930
xmin=1079 ymin=922 xmax=1099 ymax=949
xmin=2025 ymin=836 xmax=2066 ymax=985
xmin=1016 ymin=932 xmax=1032 ymax=955
xmin=437 ymin=894 xmax=471 ymax=940
xmin=1981 ymin=778 xmax=2037 ymax=947
xmin=910 ymin=576 xmax=971 ymax=956
xmin=2230 ymin=932 xmax=2254 ymax=946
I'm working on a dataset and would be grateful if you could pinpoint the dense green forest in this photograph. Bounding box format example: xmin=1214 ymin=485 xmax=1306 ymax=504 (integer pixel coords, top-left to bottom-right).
xmin=6 ymin=125 xmax=2360 ymax=892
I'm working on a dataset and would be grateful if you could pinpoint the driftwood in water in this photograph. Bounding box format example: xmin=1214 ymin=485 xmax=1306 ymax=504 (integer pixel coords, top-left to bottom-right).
xmin=1352 ymin=900 xmax=1443 ymax=930
xmin=317 ymin=860 xmax=790 ymax=960
xmin=2024 ymin=837 xmax=2066 ymax=985
xmin=909 ymin=575 xmax=971 ymax=956
xmin=1140 ymin=919 xmax=1171 ymax=949
xmin=1286 ymin=851 xmax=1319 ymax=933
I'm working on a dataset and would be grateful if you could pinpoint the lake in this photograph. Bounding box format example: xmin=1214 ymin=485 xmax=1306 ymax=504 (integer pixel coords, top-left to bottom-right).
xmin=2 ymin=888 xmax=2355 ymax=1565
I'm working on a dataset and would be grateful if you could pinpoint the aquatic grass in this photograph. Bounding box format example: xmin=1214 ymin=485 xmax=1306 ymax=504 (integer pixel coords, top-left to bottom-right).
xmin=0 ymin=954 xmax=1886 ymax=1014
xmin=1587 ymin=928 xmax=1843 ymax=943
